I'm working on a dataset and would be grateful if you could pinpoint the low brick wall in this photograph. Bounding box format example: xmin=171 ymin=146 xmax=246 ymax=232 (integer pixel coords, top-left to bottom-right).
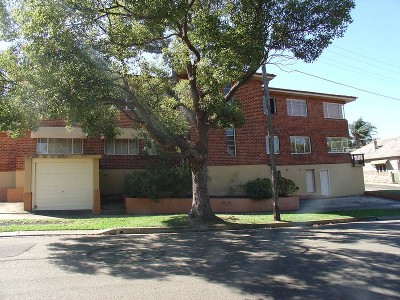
xmin=125 ymin=196 xmax=299 ymax=215
xmin=6 ymin=188 xmax=24 ymax=202
xmin=364 ymin=191 xmax=400 ymax=201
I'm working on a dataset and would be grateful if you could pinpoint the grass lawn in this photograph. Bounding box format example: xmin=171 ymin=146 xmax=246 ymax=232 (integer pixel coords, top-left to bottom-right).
xmin=1 ymin=208 xmax=399 ymax=232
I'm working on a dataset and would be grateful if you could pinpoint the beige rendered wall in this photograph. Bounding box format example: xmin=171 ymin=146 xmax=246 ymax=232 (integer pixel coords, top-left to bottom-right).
xmin=208 ymin=163 xmax=365 ymax=197
xmin=15 ymin=171 xmax=25 ymax=188
xmin=0 ymin=171 xmax=16 ymax=188
xmin=100 ymin=169 xmax=139 ymax=194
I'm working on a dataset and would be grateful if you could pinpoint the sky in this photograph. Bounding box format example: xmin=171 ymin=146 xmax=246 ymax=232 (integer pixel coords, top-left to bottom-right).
xmin=267 ymin=0 xmax=400 ymax=139
xmin=1 ymin=0 xmax=398 ymax=139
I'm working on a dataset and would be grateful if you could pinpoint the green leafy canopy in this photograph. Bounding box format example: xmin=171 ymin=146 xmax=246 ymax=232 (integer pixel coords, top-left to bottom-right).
xmin=0 ymin=0 xmax=355 ymax=155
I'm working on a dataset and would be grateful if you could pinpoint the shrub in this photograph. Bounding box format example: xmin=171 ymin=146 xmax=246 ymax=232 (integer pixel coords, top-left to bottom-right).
xmin=244 ymin=177 xmax=298 ymax=199
xmin=244 ymin=178 xmax=272 ymax=200
xmin=277 ymin=177 xmax=299 ymax=197
xmin=123 ymin=163 xmax=191 ymax=199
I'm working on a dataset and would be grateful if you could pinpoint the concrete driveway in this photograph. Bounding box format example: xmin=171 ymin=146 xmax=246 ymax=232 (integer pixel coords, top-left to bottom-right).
xmin=299 ymin=195 xmax=400 ymax=213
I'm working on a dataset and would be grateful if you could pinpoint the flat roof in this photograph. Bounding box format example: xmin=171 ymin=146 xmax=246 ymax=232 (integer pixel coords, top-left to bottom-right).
xmin=269 ymin=87 xmax=357 ymax=103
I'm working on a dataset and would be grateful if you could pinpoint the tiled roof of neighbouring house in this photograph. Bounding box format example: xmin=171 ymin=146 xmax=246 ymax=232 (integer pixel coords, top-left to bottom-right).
xmin=351 ymin=136 xmax=400 ymax=160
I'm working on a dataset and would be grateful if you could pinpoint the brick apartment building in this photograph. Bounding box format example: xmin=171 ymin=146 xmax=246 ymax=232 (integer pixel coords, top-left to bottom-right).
xmin=0 ymin=74 xmax=365 ymax=212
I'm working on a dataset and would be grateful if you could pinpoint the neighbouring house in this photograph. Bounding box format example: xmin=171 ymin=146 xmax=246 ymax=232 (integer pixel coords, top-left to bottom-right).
xmin=351 ymin=137 xmax=400 ymax=184
xmin=0 ymin=74 xmax=365 ymax=213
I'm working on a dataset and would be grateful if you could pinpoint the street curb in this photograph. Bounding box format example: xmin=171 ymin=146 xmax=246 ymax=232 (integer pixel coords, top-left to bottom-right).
xmin=1 ymin=215 xmax=399 ymax=237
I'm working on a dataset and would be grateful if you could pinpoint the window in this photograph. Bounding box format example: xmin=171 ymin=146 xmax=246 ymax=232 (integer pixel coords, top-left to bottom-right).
xmin=287 ymin=99 xmax=307 ymax=117
xmin=290 ymin=136 xmax=311 ymax=154
xmin=327 ymin=137 xmax=349 ymax=153
xmin=36 ymin=138 xmax=83 ymax=154
xmin=375 ymin=164 xmax=387 ymax=173
xmin=223 ymin=83 xmax=231 ymax=96
xmin=266 ymin=136 xmax=279 ymax=154
xmin=105 ymin=139 xmax=138 ymax=155
xmin=226 ymin=128 xmax=236 ymax=156
xmin=263 ymin=97 xmax=277 ymax=114
xmin=323 ymin=102 xmax=344 ymax=119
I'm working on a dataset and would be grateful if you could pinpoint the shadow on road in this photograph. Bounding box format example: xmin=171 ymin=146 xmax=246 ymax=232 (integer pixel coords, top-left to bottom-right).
xmin=47 ymin=221 xmax=400 ymax=299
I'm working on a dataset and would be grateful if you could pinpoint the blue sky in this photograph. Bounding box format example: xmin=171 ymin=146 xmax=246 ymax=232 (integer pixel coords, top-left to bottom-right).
xmin=1 ymin=1 xmax=398 ymax=139
xmin=267 ymin=0 xmax=400 ymax=139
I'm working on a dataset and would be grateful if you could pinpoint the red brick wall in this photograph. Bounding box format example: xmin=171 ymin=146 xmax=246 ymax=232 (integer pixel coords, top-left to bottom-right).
xmin=0 ymin=132 xmax=36 ymax=171
xmin=208 ymin=80 xmax=351 ymax=166
xmin=1 ymin=80 xmax=352 ymax=172
xmin=0 ymin=132 xmax=17 ymax=172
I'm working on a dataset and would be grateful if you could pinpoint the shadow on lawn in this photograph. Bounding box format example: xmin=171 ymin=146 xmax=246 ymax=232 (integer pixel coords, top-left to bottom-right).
xmin=47 ymin=220 xmax=400 ymax=299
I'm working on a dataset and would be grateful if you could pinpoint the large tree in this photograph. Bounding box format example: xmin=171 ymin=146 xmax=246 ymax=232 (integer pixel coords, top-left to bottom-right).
xmin=350 ymin=117 xmax=377 ymax=148
xmin=0 ymin=0 xmax=355 ymax=221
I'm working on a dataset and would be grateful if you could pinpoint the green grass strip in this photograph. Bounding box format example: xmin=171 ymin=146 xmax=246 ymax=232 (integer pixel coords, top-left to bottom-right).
xmin=0 ymin=208 xmax=399 ymax=232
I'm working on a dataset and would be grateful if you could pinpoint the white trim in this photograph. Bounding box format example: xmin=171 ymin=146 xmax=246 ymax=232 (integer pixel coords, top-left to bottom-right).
xmin=270 ymin=87 xmax=356 ymax=103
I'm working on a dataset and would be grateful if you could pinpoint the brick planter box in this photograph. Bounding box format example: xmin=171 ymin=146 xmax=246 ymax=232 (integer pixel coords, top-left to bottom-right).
xmin=125 ymin=196 xmax=299 ymax=215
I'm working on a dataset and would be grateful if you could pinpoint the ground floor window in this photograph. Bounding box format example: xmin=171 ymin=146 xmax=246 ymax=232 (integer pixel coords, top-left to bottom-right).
xmin=36 ymin=138 xmax=83 ymax=154
xmin=105 ymin=139 xmax=139 ymax=155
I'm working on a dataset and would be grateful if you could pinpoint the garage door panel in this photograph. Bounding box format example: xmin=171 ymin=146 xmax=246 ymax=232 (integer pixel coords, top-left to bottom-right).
xmin=34 ymin=161 xmax=93 ymax=210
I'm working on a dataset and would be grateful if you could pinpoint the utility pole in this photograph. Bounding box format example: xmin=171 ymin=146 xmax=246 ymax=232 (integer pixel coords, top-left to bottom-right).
xmin=261 ymin=63 xmax=281 ymax=221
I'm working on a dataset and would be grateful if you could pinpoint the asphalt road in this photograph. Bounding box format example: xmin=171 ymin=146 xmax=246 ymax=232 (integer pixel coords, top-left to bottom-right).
xmin=1 ymin=220 xmax=399 ymax=299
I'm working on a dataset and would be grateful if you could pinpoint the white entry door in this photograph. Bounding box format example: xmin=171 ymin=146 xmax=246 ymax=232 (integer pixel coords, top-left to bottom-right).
xmin=319 ymin=169 xmax=330 ymax=197
xmin=306 ymin=169 xmax=316 ymax=193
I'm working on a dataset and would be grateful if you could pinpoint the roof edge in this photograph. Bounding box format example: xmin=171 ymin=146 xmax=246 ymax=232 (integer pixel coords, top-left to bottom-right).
xmin=269 ymin=87 xmax=357 ymax=103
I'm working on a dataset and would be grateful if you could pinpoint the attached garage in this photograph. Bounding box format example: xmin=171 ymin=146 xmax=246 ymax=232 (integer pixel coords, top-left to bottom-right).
xmin=24 ymin=156 xmax=101 ymax=212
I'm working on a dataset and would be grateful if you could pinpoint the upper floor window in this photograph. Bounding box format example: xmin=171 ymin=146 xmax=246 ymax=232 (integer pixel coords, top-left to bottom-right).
xmin=226 ymin=128 xmax=236 ymax=157
xmin=287 ymin=99 xmax=307 ymax=117
xmin=263 ymin=97 xmax=277 ymax=114
xmin=223 ymin=83 xmax=231 ymax=96
xmin=327 ymin=137 xmax=349 ymax=153
xmin=36 ymin=138 xmax=83 ymax=154
xmin=266 ymin=136 xmax=280 ymax=154
xmin=290 ymin=136 xmax=311 ymax=154
xmin=105 ymin=139 xmax=138 ymax=155
xmin=323 ymin=102 xmax=344 ymax=119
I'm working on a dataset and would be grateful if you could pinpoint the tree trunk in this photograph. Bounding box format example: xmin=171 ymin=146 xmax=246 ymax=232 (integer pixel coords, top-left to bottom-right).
xmin=188 ymin=158 xmax=216 ymax=221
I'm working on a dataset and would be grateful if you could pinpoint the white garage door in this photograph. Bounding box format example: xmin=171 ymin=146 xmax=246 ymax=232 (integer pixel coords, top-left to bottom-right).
xmin=34 ymin=161 xmax=93 ymax=210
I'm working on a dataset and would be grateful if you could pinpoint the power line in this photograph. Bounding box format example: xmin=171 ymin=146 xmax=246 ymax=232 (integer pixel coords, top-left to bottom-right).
xmin=319 ymin=57 xmax=400 ymax=84
xmin=292 ymin=69 xmax=400 ymax=101
xmin=331 ymin=45 xmax=400 ymax=71
xmin=326 ymin=49 xmax=400 ymax=76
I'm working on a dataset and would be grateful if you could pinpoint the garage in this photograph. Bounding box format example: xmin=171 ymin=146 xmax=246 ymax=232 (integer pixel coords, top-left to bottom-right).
xmin=30 ymin=158 xmax=99 ymax=211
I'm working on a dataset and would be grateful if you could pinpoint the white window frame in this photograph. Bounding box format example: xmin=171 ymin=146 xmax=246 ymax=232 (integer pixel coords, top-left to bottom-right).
xmin=327 ymin=137 xmax=349 ymax=153
xmin=323 ymin=102 xmax=344 ymax=119
xmin=266 ymin=136 xmax=280 ymax=154
xmin=226 ymin=128 xmax=236 ymax=157
xmin=290 ymin=136 xmax=311 ymax=154
xmin=36 ymin=138 xmax=83 ymax=154
xmin=287 ymin=99 xmax=307 ymax=117
xmin=104 ymin=139 xmax=139 ymax=155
